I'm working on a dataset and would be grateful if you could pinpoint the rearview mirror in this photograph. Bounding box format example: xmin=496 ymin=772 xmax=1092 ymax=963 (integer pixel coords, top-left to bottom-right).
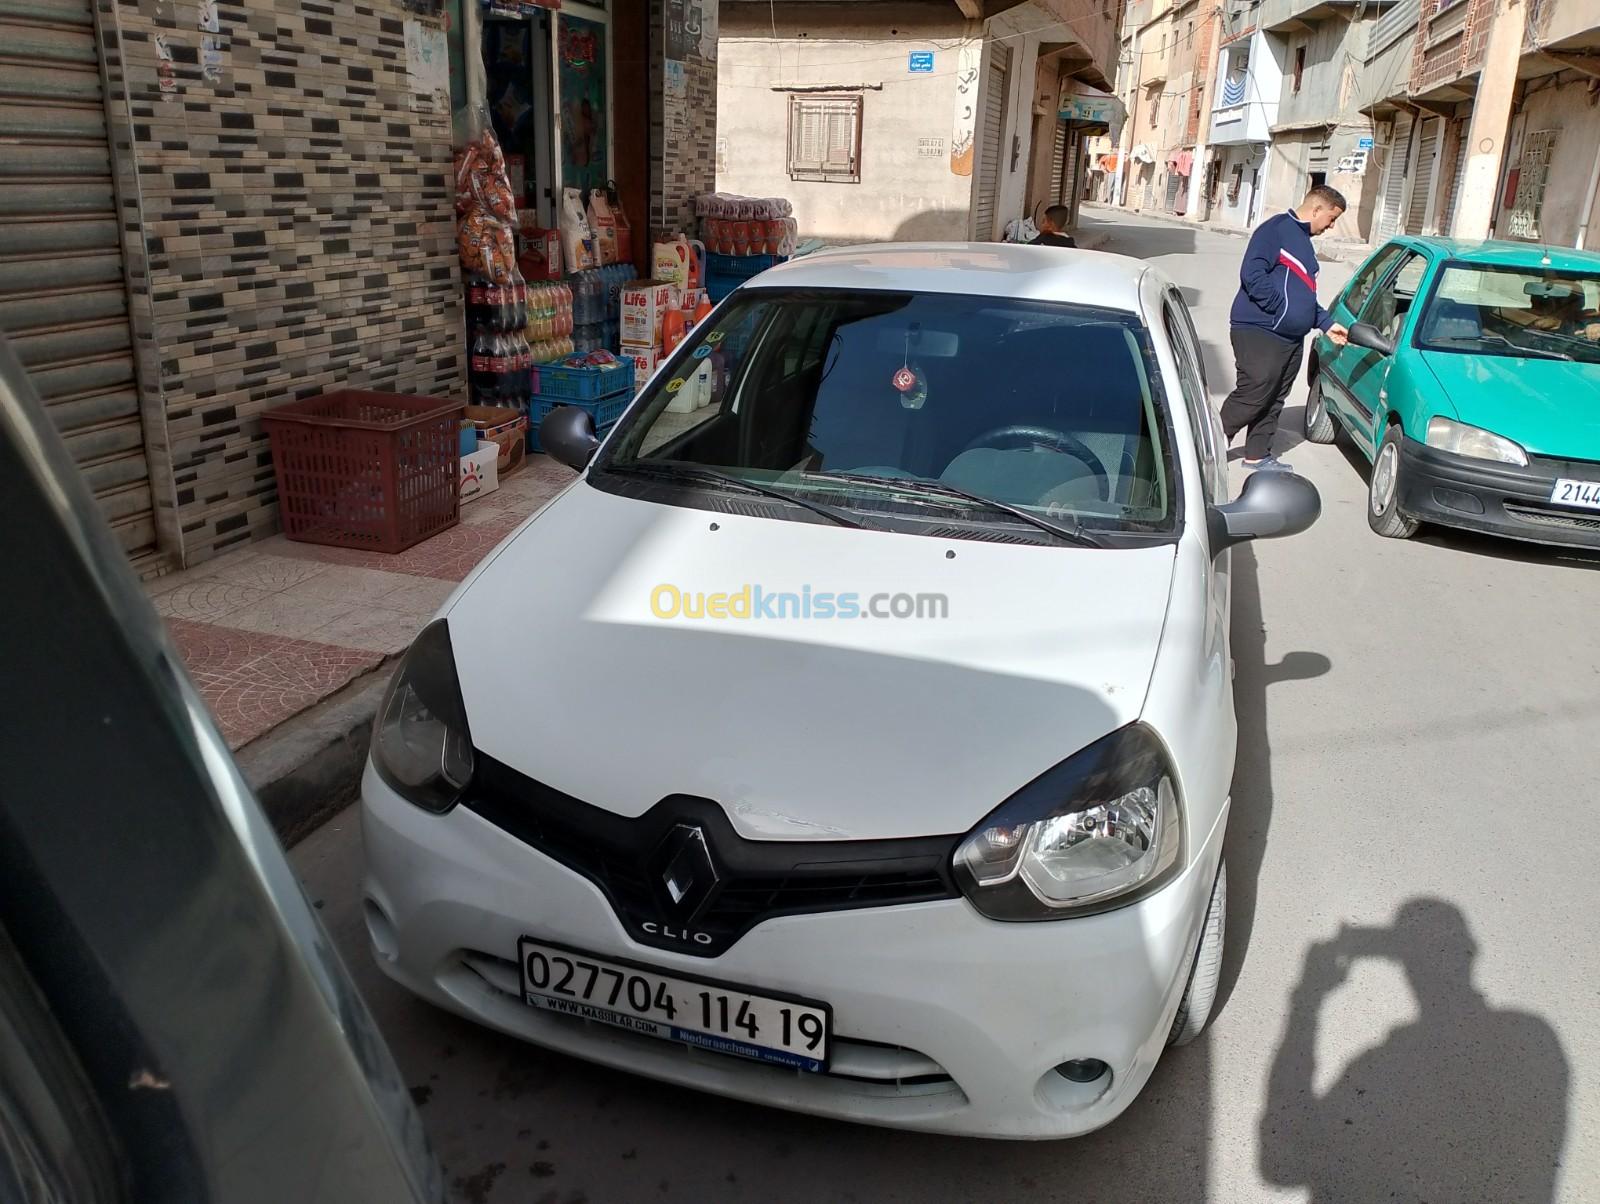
xmin=1206 ymin=469 xmax=1321 ymax=555
xmin=1347 ymin=322 xmax=1395 ymax=356
xmin=539 ymin=404 xmax=602 ymax=472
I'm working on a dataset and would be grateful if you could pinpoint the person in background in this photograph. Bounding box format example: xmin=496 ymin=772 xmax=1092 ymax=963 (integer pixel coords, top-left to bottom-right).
xmin=1220 ymin=185 xmax=1350 ymax=472
xmin=1030 ymin=205 xmax=1077 ymax=249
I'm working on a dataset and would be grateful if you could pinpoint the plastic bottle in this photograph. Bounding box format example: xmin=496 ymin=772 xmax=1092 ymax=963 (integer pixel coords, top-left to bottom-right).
xmin=662 ymin=307 xmax=687 ymax=357
xmin=465 ymin=271 xmax=493 ymax=332
xmin=469 ymin=322 xmax=496 ymax=406
xmin=507 ymin=263 xmax=526 ymax=330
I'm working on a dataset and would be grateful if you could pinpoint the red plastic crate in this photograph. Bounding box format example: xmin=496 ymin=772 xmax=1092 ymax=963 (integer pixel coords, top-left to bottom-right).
xmin=262 ymin=390 xmax=465 ymax=554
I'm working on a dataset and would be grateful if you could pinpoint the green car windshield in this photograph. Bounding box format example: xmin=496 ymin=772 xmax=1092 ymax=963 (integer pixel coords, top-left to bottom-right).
xmin=1417 ymin=263 xmax=1600 ymax=365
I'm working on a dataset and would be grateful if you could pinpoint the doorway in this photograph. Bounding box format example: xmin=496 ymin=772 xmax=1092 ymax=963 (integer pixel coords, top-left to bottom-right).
xmin=480 ymin=8 xmax=559 ymax=227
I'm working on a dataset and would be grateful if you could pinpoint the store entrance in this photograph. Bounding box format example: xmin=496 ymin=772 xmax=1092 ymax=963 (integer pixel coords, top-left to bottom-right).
xmin=481 ymin=8 xmax=557 ymax=229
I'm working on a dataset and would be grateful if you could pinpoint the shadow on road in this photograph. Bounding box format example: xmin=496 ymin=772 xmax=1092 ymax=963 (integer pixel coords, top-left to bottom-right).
xmin=1078 ymin=213 xmax=1198 ymax=259
xmin=1258 ymin=899 xmax=1569 ymax=1203
xmin=1217 ymin=543 xmax=1330 ymax=1016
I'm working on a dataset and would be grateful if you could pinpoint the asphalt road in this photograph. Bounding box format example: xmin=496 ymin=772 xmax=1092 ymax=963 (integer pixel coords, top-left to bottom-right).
xmin=293 ymin=210 xmax=1600 ymax=1202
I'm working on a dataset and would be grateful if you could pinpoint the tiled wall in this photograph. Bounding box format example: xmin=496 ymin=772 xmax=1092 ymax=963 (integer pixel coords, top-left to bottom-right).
xmin=97 ymin=0 xmax=464 ymax=568
xmin=649 ymin=0 xmax=719 ymax=241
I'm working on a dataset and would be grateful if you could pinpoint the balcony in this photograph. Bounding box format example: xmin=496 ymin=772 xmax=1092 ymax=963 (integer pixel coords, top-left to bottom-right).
xmin=1410 ymin=0 xmax=1492 ymax=98
xmin=1210 ymin=99 xmax=1274 ymax=144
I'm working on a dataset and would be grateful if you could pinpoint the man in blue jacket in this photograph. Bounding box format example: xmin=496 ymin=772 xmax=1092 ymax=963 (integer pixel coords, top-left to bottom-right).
xmin=1221 ymin=185 xmax=1350 ymax=471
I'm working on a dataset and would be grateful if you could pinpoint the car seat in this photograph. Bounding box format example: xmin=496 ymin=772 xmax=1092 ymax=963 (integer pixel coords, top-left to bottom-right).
xmin=1420 ymin=298 xmax=1482 ymax=343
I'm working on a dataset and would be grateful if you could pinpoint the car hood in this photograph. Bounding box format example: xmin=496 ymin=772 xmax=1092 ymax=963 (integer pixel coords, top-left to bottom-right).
xmin=1421 ymin=351 xmax=1600 ymax=459
xmin=447 ymin=483 xmax=1178 ymax=841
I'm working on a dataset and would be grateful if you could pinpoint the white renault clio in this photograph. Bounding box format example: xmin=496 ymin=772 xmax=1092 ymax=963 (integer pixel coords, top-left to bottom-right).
xmin=361 ymin=244 xmax=1320 ymax=1138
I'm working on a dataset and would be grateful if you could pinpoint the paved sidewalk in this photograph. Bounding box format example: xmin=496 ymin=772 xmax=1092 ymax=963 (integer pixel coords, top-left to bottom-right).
xmin=149 ymin=455 xmax=574 ymax=750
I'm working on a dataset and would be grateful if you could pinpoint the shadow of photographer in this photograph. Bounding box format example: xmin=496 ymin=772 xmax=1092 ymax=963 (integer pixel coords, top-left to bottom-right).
xmin=1259 ymin=899 xmax=1568 ymax=1203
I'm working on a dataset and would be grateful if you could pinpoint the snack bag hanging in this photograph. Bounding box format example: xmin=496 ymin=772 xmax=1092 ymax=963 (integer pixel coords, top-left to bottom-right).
xmin=560 ymin=187 xmax=598 ymax=273
xmin=587 ymin=189 xmax=620 ymax=266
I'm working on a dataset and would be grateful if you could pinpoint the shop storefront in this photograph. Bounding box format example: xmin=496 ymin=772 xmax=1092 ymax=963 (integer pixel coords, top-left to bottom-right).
xmin=1057 ymin=82 xmax=1126 ymax=226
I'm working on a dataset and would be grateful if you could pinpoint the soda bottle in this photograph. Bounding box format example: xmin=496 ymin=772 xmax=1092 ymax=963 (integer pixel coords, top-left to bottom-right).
xmin=509 ymin=263 xmax=528 ymax=330
xmin=469 ymin=322 xmax=495 ymax=405
xmin=466 ymin=271 xmax=493 ymax=332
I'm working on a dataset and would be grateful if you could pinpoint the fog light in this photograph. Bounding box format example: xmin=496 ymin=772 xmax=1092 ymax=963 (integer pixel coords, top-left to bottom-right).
xmin=1431 ymin=487 xmax=1484 ymax=515
xmin=1056 ymin=1058 xmax=1109 ymax=1083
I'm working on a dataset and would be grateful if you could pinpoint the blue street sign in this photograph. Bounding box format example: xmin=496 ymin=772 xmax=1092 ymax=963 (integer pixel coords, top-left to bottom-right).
xmin=1358 ymin=136 xmax=1374 ymax=150
xmin=909 ymin=51 xmax=934 ymax=72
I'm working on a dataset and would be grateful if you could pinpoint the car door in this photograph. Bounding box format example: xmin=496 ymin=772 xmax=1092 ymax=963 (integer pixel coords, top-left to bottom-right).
xmin=1339 ymin=250 xmax=1431 ymax=453
xmin=1318 ymin=241 xmax=1409 ymax=444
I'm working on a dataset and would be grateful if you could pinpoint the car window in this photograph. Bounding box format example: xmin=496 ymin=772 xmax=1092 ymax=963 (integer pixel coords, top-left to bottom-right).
xmin=1418 ymin=262 xmax=1600 ymax=365
xmin=603 ymin=289 xmax=1179 ymax=534
xmin=1343 ymin=243 xmax=1407 ymax=316
xmin=1360 ymin=251 xmax=1428 ymax=341
xmin=1163 ymin=294 xmax=1219 ymax=503
xmin=636 ymin=303 xmax=765 ymax=457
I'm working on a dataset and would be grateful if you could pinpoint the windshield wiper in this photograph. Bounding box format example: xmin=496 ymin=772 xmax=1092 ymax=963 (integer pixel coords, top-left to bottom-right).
xmin=1442 ymin=331 xmax=1573 ymax=361
xmin=798 ymin=471 xmax=1103 ymax=548
xmin=604 ymin=460 xmax=866 ymax=528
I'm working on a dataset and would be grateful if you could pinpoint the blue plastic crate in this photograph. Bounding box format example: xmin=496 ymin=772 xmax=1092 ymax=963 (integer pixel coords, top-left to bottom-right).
xmin=529 ymin=358 xmax=632 ymax=401
xmin=703 ymin=252 xmax=785 ymax=281
xmin=706 ymin=271 xmax=743 ymax=304
xmin=528 ymin=393 xmax=630 ymax=451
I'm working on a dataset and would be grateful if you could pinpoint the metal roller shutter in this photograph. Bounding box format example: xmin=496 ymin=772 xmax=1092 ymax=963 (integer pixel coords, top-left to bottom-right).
xmin=1405 ymin=117 xmax=1440 ymax=235
xmin=1376 ymin=113 xmax=1412 ymax=241
xmin=1441 ymin=120 xmax=1469 ymax=237
xmin=0 ymin=0 xmax=156 ymax=568
xmin=973 ymin=44 xmax=1010 ymax=240
xmin=1060 ymin=128 xmax=1080 ymax=208
xmin=1050 ymin=120 xmax=1067 ymax=201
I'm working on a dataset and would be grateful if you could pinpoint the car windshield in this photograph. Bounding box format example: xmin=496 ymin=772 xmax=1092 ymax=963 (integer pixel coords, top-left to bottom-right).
xmin=598 ymin=289 xmax=1176 ymax=536
xmin=1417 ymin=263 xmax=1600 ymax=365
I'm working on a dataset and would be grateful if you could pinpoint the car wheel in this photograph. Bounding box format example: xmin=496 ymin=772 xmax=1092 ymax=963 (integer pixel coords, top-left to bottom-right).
xmin=1368 ymin=425 xmax=1419 ymax=539
xmin=1168 ymin=860 xmax=1226 ymax=1047
xmin=1303 ymin=375 xmax=1337 ymax=444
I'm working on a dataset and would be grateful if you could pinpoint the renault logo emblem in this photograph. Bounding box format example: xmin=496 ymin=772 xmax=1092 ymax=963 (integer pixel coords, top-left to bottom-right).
xmin=654 ymin=824 xmax=719 ymax=919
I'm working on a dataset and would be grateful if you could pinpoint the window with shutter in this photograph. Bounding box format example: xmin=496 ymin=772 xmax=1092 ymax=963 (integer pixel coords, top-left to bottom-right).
xmin=788 ymin=95 xmax=863 ymax=183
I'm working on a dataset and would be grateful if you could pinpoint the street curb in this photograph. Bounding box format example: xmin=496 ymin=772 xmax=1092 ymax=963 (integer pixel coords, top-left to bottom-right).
xmin=237 ymin=663 xmax=395 ymax=847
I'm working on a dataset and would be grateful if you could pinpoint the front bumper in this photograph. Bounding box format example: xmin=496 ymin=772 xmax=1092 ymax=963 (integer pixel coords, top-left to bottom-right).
xmin=360 ymin=765 xmax=1227 ymax=1140
xmin=1397 ymin=436 xmax=1600 ymax=549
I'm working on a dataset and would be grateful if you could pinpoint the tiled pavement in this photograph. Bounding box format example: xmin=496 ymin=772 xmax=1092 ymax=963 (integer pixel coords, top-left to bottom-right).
xmin=149 ymin=456 xmax=574 ymax=749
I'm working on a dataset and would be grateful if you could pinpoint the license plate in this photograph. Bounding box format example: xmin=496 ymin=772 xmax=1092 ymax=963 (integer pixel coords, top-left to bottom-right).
xmin=1550 ymin=479 xmax=1600 ymax=511
xmin=516 ymin=938 xmax=831 ymax=1072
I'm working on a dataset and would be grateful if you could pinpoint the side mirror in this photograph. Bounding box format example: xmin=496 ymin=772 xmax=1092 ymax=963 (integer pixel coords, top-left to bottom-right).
xmin=1206 ymin=469 xmax=1321 ymax=555
xmin=1347 ymin=321 xmax=1395 ymax=356
xmin=539 ymin=404 xmax=601 ymax=471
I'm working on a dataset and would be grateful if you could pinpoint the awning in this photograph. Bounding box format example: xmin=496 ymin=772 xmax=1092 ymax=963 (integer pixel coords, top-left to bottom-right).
xmin=1059 ymin=80 xmax=1126 ymax=140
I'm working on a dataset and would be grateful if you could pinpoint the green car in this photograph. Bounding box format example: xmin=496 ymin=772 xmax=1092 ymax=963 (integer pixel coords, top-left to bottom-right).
xmin=1304 ymin=237 xmax=1600 ymax=547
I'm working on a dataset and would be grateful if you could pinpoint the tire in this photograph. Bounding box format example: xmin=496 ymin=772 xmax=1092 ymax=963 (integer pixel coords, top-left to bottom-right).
xmin=1303 ymin=375 xmax=1337 ymax=444
xmin=1368 ymin=424 xmax=1420 ymax=539
xmin=1168 ymin=860 xmax=1226 ymax=1047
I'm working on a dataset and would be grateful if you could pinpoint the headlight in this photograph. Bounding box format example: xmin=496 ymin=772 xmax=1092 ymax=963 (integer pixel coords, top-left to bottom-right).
xmin=953 ymin=724 xmax=1183 ymax=920
xmin=1425 ymin=416 xmax=1527 ymax=466
xmin=371 ymin=618 xmax=474 ymax=813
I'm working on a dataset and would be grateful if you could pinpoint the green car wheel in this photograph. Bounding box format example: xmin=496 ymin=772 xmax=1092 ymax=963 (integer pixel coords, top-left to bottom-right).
xmin=1304 ymin=375 xmax=1337 ymax=444
xmin=1369 ymin=425 xmax=1420 ymax=539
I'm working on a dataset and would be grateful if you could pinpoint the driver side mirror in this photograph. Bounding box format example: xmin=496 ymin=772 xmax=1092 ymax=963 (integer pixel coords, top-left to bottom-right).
xmin=1347 ymin=321 xmax=1395 ymax=356
xmin=1206 ymin=469 xmax=1321 ymax=556
xmin=539 ymin=404 xmax=602 ymax=472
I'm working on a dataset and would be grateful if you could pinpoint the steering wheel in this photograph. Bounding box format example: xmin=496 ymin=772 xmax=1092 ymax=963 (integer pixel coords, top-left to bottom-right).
xmin=957 ymin=424 xmax=1110 ymax=501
